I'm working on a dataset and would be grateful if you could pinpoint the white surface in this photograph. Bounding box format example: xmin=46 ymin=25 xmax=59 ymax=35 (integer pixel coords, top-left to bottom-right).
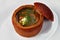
xmin=0 ymin=7 xmax=58 ymax=40
xmin=0 ymin=0 xmax=60 ymax=40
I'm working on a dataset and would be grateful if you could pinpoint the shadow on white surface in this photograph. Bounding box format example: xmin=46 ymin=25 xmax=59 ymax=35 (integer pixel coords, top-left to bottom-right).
xmin=40 ymin=19 xmax=52 ymax=34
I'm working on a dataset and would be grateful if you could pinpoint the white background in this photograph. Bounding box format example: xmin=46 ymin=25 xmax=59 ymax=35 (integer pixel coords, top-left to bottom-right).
xmin=0 ymin=0 xmax=60 ymax=40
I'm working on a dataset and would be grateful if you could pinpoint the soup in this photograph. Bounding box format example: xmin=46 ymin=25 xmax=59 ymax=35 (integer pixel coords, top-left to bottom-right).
xmin=16 ymin=8 xmax=39 ymax=26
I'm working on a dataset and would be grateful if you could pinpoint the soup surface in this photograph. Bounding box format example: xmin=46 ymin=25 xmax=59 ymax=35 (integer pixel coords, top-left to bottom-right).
xmin=16 ymin=8 xmax=39 ymax=26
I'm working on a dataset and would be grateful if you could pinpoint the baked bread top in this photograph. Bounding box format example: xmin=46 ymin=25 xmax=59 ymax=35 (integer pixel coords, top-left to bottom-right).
xmin=34 ymin=2 xmax=54 ymax=21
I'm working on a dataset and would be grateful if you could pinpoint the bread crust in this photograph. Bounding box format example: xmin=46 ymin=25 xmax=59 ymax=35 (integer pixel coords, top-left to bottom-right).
xmin=34 ymin=2 xmax=54 ymax=21
xmin=12 ymin=5 xmax=44 ymax=37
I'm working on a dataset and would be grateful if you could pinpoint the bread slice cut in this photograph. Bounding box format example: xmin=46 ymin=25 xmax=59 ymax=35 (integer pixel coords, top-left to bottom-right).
xmin=34 ymin=2 xmax=54 ymax=21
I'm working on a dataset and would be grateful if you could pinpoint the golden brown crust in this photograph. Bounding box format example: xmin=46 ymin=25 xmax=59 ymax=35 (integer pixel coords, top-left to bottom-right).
xmin=13 ymin=21 xmax=43 ymax=37
xmin=34 ymin=2 xmax=54 ymax=21
xmin=12 ymin=5 xmax=44 ymax=37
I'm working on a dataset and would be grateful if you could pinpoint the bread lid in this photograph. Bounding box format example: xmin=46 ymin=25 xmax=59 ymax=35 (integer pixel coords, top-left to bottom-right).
xmin=34 ymin=2 xmax=54 ymax=21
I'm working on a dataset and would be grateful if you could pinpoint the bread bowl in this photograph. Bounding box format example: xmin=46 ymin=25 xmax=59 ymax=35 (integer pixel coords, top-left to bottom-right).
xmin=12 ymin=2 xmax=54 ymax=37
xmin=12 ymin=5 xmax=44 ymax=37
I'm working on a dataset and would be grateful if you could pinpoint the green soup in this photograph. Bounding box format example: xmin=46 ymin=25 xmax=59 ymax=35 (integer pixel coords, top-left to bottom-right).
xmin=16 ymin=8 xmax=38 ymax=26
